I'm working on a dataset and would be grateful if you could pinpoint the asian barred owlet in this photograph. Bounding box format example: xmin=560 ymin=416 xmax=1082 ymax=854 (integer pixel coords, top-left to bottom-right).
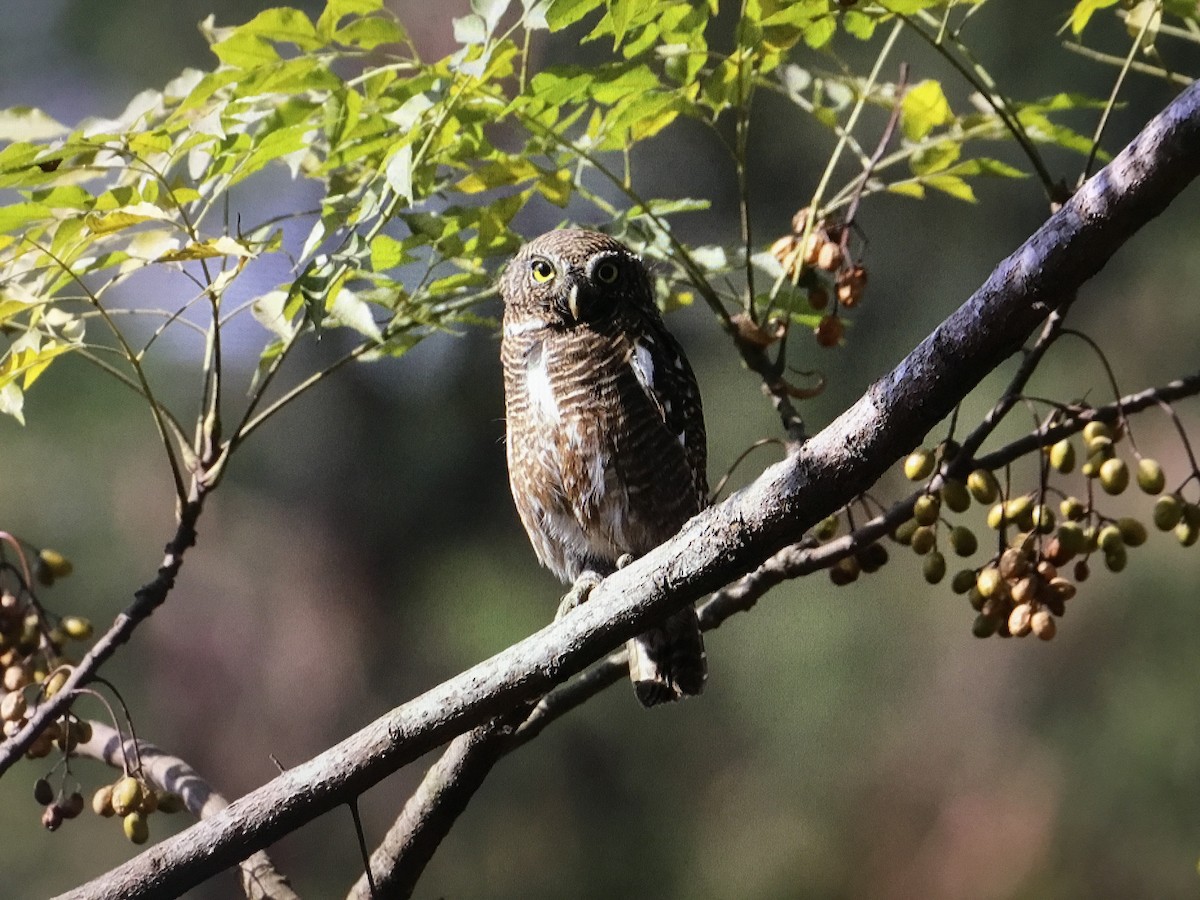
xmin=500 ymin=228 xmax=707 ymax=707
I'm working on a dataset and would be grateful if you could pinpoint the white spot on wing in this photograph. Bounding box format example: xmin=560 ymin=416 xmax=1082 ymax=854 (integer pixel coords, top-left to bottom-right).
xmin=631 ymin=340 xmax=655 ymax=396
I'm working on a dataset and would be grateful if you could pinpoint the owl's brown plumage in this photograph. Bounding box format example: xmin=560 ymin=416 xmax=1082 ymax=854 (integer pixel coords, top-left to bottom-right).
xmin=500 ymin=228 xmax=707 ymax=706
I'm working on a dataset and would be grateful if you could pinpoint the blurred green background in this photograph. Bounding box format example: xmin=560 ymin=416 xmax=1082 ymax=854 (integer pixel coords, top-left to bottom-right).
xmin=2 ymin=1 xmax=1199 ymax=898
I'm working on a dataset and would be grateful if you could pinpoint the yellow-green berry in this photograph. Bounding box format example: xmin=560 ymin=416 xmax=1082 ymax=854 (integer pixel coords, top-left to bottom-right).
xmin=967 ymin=469 xmax=999 ymax=504
xmin=1099 ymin=458 xmax=1129 ymax=495
xmin=1153 ymin=495 xmax=1183 ymax=531
xmin=1049 ymin=439 xmax=1076 ymax=473
xmin=913 ymin=493 xmax=941 ymax=526
xmin=904 ymin=448 xmax=935 ymax=481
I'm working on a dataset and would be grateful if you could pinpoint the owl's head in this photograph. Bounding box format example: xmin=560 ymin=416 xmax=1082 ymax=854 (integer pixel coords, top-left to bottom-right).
xmin=500 ymin=229 xmax=653 ymax=330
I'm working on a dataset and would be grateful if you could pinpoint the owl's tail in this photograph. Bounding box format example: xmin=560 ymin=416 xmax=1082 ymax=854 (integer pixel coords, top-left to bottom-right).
xmin=627 ymin=606 xmax=706 ymax=707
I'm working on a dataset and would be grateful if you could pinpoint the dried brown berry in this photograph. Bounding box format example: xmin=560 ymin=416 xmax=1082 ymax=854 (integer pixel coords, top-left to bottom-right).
xmin=814 ymin=314 xmax=843 ymax=347
xmin=1008 ymin=603 xmax=1033 ymax=637
xmin=61 ymin=791 xmax=85 ymax=820
xmin=93 ymin=784 xmax=115 ymax=817
xmin=42 ymin=803 xmax=63 ymax=832
xmin=1031 ymin=609 xmax=1056 ymax=640
xmin=0 ymin=690 xmax=26 ymax=722
xmin=816 ymin=240 xmax=843 ymax=272
xmin=998 ymin=548 xmax=1031 ymax=581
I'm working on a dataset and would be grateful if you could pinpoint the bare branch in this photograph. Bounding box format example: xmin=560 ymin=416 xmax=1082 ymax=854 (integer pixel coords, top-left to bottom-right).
xmin=347 ymin=370 xmax=1200 ymax=899
xmin=56 ymin=78 xmax=1200 ymax=900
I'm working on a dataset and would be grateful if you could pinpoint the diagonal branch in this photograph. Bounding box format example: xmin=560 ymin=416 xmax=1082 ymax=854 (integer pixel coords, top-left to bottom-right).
xmin=346 ymin=368 xmax=1200 ymax=900
xmin=58 ymin=79 xmax=1200 ymax=900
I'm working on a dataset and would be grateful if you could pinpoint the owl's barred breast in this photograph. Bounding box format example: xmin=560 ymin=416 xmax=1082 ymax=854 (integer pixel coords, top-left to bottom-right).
xmin=503 ymin=320 xmax=701 ymax=583
xmin=499 ymin=228 xmax=708 ymax=706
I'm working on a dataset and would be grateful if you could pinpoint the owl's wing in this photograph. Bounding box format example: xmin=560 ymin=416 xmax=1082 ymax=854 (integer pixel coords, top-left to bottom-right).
xmin=626 ymin=325 xmax=709 ymax=509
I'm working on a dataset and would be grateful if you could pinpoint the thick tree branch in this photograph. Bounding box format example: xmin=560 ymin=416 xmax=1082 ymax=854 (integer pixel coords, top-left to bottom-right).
xmin=355 ymin=367 xmax=1200 ymax=900
xmin=59 ymin=81 xmax=1200 ymax=900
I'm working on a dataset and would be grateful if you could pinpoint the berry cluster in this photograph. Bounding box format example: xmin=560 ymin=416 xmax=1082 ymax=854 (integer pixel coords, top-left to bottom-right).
xmin=1 ymin=548 xmax=88 ymax=701
xmin=886 ymin=417 xmax=1191 ymax=639
xmin=91 ymin=773 xmax=184 ymax=844
xmin=0 ymin=539 xmax=184 ymax=843
xmin=769 ymin=209 xmax=868 ymax=348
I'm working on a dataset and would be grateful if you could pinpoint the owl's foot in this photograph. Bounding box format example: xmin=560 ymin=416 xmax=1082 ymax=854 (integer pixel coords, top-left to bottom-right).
xmin=615 ymin=553 xmax=633 ymax=570
xmin=555 ymin=569 xmax=603 ymax=620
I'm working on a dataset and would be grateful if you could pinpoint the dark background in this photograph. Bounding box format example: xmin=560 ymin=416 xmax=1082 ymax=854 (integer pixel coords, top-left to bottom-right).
xmin=1 ymin=2 xmax=1199 ymax=897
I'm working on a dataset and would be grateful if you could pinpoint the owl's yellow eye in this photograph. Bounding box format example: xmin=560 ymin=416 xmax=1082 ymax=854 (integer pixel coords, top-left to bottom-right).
xmin=530 ymin=258 xmax=555 ymax=283
xmin=594 ymin=260 xmax=620 ymax=284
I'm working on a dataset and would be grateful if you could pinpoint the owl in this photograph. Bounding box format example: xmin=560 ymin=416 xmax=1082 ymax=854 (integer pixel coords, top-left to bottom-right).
xmin=500 ymin=228 xmax=708 ymax=707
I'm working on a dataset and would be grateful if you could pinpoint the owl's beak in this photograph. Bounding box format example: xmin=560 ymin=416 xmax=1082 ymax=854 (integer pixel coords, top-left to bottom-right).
xmin=566 ymin=282 xmax=581 ymax=321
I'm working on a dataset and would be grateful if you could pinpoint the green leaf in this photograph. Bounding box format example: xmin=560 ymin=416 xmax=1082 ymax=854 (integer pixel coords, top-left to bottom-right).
xmin=922 ymin=174 xmax=976 ymax=202
xmin=317 ymin=0 xmax=385 ymax=37
xmin=330 ymin=288 xmax=383 ymax=340
xmin=1068 ymin=0 xmax=1120 ymax=35
xmin=803 ymin=15 xmax=837 ymax=49
xmin=0 ymin=202 xmax=51 ymax=234
xmin=879 ymin=0 xmax=942 ymax=12
xmin=0 ymin=107 xmax=69 ymax=141
xmin=910 ymin=140 xmax=960 ymax=175
xmin=0 ymin=382 xmax=24 ymax=424
xmin=887 ymin=181 xmax=926 ymax=198
xmin=842 ymin=10 xmax=877 ymax=40
xmin=456 ymin=157 xmax=541 ymax=193
xmin=536 ymin=168 xmax=573 ymax=206
xmin=545 ymin=0 xmax=604 ymax=30
xmin=251 ymin=290 xmax=297 ymax=339
xmin=84 ymin=203 xmax=171 ymax=234
xmin=334 ymin=16 xmax=408 ymax=49
xmin=901 ymin=80 xmax=953 ymax=142
xmin=521 ymin=0 xmax=551 ymax=29
xmin=384 ymin=143 xmax=414 ymax=202
xmin=472 ymin=0 xmax=512 ymax=34
xmin=157 ymin=237 xmax=253 ymax=261
xmin=453 ymin=14 xmax=488 ymax=44
xmin=944 ymin=158 xmax=1027 ymax=179
xmin=369 ymin=233 xmax=409 ymax=271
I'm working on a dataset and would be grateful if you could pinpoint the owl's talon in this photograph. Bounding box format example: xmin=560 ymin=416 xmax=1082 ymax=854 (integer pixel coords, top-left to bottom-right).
xmin=615 ymin=553 xmax=633 ymax=570
xmin=555 ymin=570 xmax=603 ymax=620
